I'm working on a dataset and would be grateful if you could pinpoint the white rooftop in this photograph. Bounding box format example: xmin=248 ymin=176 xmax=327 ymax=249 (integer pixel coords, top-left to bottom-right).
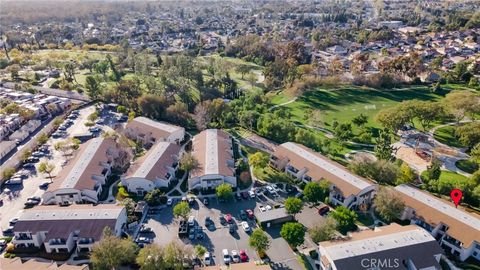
xmin=132 ymin=142 xmax=170 ymax=178
xmin=282 ymin=142 xmax=372 ymax=190
xmin=19 ymin=206 xmax=123 ymax=221
xmin=395 ymin=184 xmax=480 ymax=231
xmin=205 ymin=129 xmax=219 ymax=175
xmin=135 ymin=116 xmax=181 ymax=133
xmin=60 ymin=137 xmax=104 ymax=189
xmin=324 ymin=227 xmax=435 ymax=260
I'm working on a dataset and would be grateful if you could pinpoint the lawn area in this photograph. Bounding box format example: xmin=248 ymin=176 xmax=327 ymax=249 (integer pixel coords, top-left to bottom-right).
xmin=433 ymin=125 xmax=465 ymax=148
xmin=421 ymin=170 xmax=469 ymax=184
xmin=356 ymin=212 xmax=375 ymax=227
xmin=269 ymin=86 xmax=443 ymax=130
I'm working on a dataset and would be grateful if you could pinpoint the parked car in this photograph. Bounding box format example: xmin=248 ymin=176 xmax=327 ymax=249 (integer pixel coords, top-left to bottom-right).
xmin=6 ymin=177 xmax=23 ymax=185
xmin=167 ymin=198 xmax=173 ymax=206
xmin=25 ymin=157 xmax=40 ymax=163
xmin=9 ymin=218 xmax=18 ymax=225
xmin=188 ymin=216 xmax=195 ymax=227
xmin=39 ymin=182 xmax=50 ymax=189
xmin=225 ymin=214 xmax=233 ymax=223
xmin=231 ymin=250 xmax=240 ymax=263
xmin=234 ymin=193 xmax=242 ymax=201
xmin=89 ymin=126 xmax=102 ymax=133
xmin=246 ymin=209 xmax=254 ymax=219
xmin=241 ymin=192 xmax=249 ymax=200
xmin=2 ymin=226 xmax=14 ymax=235
xmin=259 ymin=206 xmax=266 ymax=212
xmin=222 ymin=249 xmax=231 ymax=264
xmin=266 ymin=185 xmax=275 ymax=193
xmin=196 ymin=228 xmax=204 ymax=239
xmin=285 ymin=184 xmax=296 ymax=194
xmin=31 ymin=151 xmax=45 ymax=158
xmin=318 ymin=205 xmax=330 ymax=216
xmin=189 ymin=228 xmax=195 ymax=240
xmin=241 ymin=221 xmax=250 ymax=232
xmin=239 ymin=250 xmax=248 ymax=262
xmin=140 ymin=227 xmax=152 ymax=233
xmin=219 ymin=215 xmax=227 ymax=225
xmin=249 ymin=190 xmax=256 ymax=198
xmin=28 ymin=196 xmax=42 ymax=202
xmin=204 ymin=216 xmax=213 ymax=226
xmin=265 ymin=205 xmax=272 ymax=211
xmin=204 ymin=252 xmax=212 ymax=265
xmin=203 ymin=198 xmax=209 ymax=205
xmin=239 ymin=210 xmax=247 ymax=220
xmin=229 ymin=224 xmax=235 ymax=234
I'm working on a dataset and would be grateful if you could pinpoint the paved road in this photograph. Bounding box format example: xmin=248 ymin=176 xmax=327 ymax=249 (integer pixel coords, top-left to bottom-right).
xmin=0 ymin=105 xmax=95 ymax=235
xmin=2 ymin=82 xmax=90 ymax=102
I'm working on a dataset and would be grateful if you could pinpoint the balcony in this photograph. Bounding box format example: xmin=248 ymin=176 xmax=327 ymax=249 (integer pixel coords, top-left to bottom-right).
xmin=442 ymin=235 xmax=462 ymax=248
xmin=15 ymin=234 xmax=33 ymax=241
xmin=287 ymin=166 xmax=299 ymax=174
xmin=77 ymin=238 xmax=95 ymax=245
xmin=49 ymin=239 xmax=67 ymax=246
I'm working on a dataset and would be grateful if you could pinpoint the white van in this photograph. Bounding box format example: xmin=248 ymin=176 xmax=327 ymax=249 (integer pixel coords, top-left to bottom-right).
xmin=188 ymin=216 xmax=195 ymax=227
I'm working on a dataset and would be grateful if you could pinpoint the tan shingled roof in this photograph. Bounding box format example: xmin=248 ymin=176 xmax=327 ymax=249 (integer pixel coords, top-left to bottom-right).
xmin=125 ymin=142 xmax=181 ymax=181
xmin=191 ymin=129 xmax=234 ymax=178
xmin=126 ymin=116 xmax=183 ymax=140
xmin=47 ymin=137 xmax=117 ymax=192
xmin=395 ymin=185 xmax=480 ymax=248
xmin=273 ymin=142 xmax=374 ymax=197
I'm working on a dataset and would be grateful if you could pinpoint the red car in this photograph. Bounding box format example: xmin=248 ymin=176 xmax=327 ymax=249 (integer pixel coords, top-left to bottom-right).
xmin=245 ymin=209 xmax=254 ymax=219
xmin=318 ymin=205 xmax=330 ymax=216
xmin=239 ymin=250 xmax=248 ymax=262
xmin=226 ymin=214 xmax=233 ymax=223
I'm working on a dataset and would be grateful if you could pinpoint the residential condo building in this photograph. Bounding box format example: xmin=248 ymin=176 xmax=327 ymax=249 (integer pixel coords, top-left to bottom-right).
xmin=188 ymin=129 xmax=236 ymax=190
xmin=12 ymin=204 xmax=127 ymax=254
xmin=270 ymin=142 xmax=376 ymax=209
xmin=395 ymin=184 xmax=480 ymax=262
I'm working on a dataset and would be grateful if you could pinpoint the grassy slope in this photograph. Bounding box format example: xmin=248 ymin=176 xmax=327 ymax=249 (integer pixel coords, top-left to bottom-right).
xmin=433 ymin=125 xmax=465 ymax=148
xmin=270 ymin=86 xmax=443 ymax=130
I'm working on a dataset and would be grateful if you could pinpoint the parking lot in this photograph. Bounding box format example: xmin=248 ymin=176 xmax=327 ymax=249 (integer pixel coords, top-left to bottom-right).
xmin=138 ymin=184 xmax=317 ymax=269
xmin=0 ymin=105 xmax=97 ymax=236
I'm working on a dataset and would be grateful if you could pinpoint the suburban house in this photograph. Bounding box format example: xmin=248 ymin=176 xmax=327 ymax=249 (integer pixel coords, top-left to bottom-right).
xmin=188 ymin=129 xmax=236 ymax=190
xmin=12 ymin=204 xmax=127 ymax=254
xmin=270 ymin=142 xmax=376 ymax=209
xmin=124 ymin=116 xmax=185 ymax=145
xmin=121 ymin=141 xmax=181 ymax=195
xmin=317 ymin=223 xmax=443 ymax=270
xmin=395 ymin=184 xmax=480 ymax=262
xmin=42 ymin=137 xmax=119 ymax=205
xmin=0 ymin=258 xmax=89 ymax=270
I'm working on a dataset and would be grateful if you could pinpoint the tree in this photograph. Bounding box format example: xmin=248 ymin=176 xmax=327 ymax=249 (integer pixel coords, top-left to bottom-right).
xmin=90 ymin=228 xmax=137 ymax=270
xmin=216 ymin=183 xmax=233 ymax=201
xmin=249 ymin=228 xmax=271 ymax=256
xmin=444 ymin=91 xmax=480 ymax=123
xmin=88 ymin=111 xmax=99 ymax=122
xmin=235 ymin=65 xmax=251 ymax=79
xmin=137 ymin=94 xmax=169 ymax=120
xmin=303 ymin=181 xmax=330 ymax=204
xmin=374 ymin=187 xmax=405 ymax=222
xmin=352 ymin=114 xmax=368 ymax=128
xmin=333 ymin=123 xmax=353 ymax=141
xmin=194 ymin=245 xmax=207 ymax=259
xmin=375 ymin=128 xmax=393 ymax=161
xmin=396 ymin=163 xmax=416 ymax=185
xmin=20 ymin=149 xmax=32 ymax=163
xmin=330 ymin=206 xmax=357 ymax=234
xmin=136 ymin=244 xmax=165 ymax=270
xmin=2 ymin=167 xmax=16 ymax=180
xmin=38 ymin=161 xmax=55 ymax=182
xmin=470 ymin=143 xmax=480 ymax=164
xmin=85 ymin=75 xmax=102 ymax=100
xmin=94 ymin=60 xmax=109 ymax=80
xmin=63 ymin=62 xmax=76 ymax=83
xmin=6 ymin=64 xmax=20 ymax=80
xmin=280 ymin=222 xmax=305 ymax=247
xmin=163 ymin=241 xmax=193 ymax=269
xmin=173 ymin=201 xmax=190 ymax=220
xmin=425 ymin=158 xmax=441 ymax=181
xmin=308 ymin=216 xmax=337 ymax=242
xmin=180 ymin=153 xmax=199 ymax=173
xmin=144 ymin=189 xmax=167 ymax=206
xmin=284 ymin=197 xmax=303 ymax=218
xmin=456 ymin=122 xmax=480 ymax=149
xmin=37 ymin=133 xmax=49 ymax=145
xmin=248 ymin=152 xmax=269 ymax=168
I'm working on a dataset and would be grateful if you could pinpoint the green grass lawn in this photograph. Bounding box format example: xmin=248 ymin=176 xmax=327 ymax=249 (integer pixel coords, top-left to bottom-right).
xmin=433 ymin=125 xmax=465 ymax=148
xmin=269 ymin=86 xmax=443 ymax=130
xmin=421 ymin=170 xmax=469 ymax=183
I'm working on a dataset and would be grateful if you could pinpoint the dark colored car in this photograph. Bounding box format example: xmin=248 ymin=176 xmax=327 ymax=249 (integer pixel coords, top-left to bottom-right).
xmin=318 ymin=205 xmax=330 ymax=216
xmin=241 ymin=192 xmax=249 ymax=200
xmin=234 ymin=193 xmax=242 ymax=200
xmin=239 ymin=210 xmax=247 ymax=220
xmin=246 ymin=209 xmax=254 ymax=219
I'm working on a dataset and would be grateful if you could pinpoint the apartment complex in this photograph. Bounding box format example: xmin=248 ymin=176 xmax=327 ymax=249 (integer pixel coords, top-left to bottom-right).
xmin=0 ymin=258 xmax=89 ymax=270
xmin=121 ymin=141 xmax=181 ymax=195
xmin=12 ymin=204 xmax=127 ymax=254
xmin=395 ymin=184 xmax=480 ymax=262
xmin=42 ymin=137 xmax=119 ymax=205
xmin=124 ymin=116 xmax=185 ymax=145
xmin=270 ymin=142 xmax=376 ymax=209
xmin=318 ymin=223 xmax=443 ymax=270
xmin=188 ymin=129 xmax=236 ymax=190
